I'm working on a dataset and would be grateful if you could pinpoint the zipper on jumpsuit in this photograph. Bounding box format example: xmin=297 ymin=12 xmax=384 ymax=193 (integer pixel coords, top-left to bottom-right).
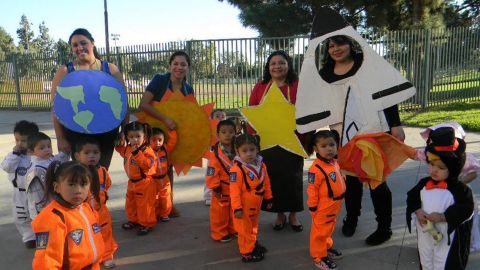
xmin=79 ymin=205 xmax=98 ymax=264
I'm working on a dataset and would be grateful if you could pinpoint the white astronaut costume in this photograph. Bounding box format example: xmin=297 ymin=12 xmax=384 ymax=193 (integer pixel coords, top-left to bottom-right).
xmin=25 ymin=152 xmax=69 ymax=219
xmin=1 ymin=152 xmax=35 ymax=242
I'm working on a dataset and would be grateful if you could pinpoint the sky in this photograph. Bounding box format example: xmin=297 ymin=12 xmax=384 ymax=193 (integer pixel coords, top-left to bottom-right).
xmin=0 ymin=0 xmax=259 ymax=48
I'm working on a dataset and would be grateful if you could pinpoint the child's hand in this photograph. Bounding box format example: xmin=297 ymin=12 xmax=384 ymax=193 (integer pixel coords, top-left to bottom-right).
xmin=265 ymin=203 xmax=273 ymax=210
xmin=426 ymin=212 xmax=446 ymax=223
xmin=234 ymin=210 xmax=243 ymax=219
xmin=13 ymin=145 xmax=24 ymax=153
xmin=116 ymin=132 xmax=126 ymax=146
xmin=131 ymin=143 xmax=147 ymax=155
xmin=212 ymin=187 xmax=222 ymax=199
xmin=415 ymin=209 xmax=428 ymax=226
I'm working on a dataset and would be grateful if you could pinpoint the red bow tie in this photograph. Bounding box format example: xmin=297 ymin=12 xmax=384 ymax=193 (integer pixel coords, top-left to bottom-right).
xmin=425 ymin=180 xmax=448 ymax=190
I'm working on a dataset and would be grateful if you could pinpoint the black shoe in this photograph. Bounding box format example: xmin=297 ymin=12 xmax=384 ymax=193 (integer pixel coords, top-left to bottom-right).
xmin=321 ymin=257 xmax=338 ymax=269
xmin=273 ymin=215 xmax=287 ymax=231
xmin=290 ymin=223 xmax=303 ymax=232
xmin=241 ymin=252 xmax=264 ymax=263
xmin=327 ymin=248 xmax=343 ymax=260
xmin=219 ymin=235 xmax=232 ymax=243
xmin=365 ymin=228 xmax=392 ymax=246
xmin=122 ymin=221 xmax=139 ymax=230
xmin=341 ymin=217 xmax=357 ymax=237
xmin=25 ymin=240 xmax=36 ymax=249
xmin=255 ymin=241 xmax=268 ymax=254
xmin=137 ymin=226 xmax=151 ymax=236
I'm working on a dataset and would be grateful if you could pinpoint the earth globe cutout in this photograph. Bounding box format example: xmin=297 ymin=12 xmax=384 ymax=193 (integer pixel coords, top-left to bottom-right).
xmin=53 ymin=70 xmax=128 ymax=134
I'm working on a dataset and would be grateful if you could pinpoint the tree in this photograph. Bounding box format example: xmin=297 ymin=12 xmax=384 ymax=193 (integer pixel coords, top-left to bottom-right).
xmin=217 ymin=51 xmax=253 ymax=78
xmin=33 ymin=21 xmax=54 ymax=53
xmin=0 ymin=27 xmax=16 ymax=81
xmin=16 ymin=14 xmax=35 ymax=51
xmin=219 ymin=1 xmax=479 ymax=36
xmin=189 ymin=41 xmax=217 ymax=81
xmin=0 ymin=27 xmax=16 ymax=59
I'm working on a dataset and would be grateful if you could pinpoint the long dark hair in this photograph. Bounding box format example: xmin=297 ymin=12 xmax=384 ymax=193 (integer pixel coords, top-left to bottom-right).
xmin=321 ymin=35 xmax=360 ymax=69
xmin=69 ymin=28 xmax=101 ymax=60
xmin=262 ymin=50 xmax=298 ymax=84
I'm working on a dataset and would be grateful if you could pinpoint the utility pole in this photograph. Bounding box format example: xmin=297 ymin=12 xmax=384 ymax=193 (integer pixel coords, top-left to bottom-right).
xmin=104 ymin=0 xmax=110 ymax=60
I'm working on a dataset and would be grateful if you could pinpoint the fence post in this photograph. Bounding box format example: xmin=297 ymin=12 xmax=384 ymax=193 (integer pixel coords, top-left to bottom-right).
xmin=12 ymin=54 xmax=22 ymax=110
xmin=422 ymin=29 xmax=432 ymax=109
xmin=186 ymin=40 xmax=193 ymax=84
xmin=116 ymin=46 xmax=123 ymax=73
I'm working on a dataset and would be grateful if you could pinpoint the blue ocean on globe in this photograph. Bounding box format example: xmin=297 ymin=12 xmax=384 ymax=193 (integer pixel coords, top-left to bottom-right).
xmin=53 ymin=70 xmax=128 ymax=134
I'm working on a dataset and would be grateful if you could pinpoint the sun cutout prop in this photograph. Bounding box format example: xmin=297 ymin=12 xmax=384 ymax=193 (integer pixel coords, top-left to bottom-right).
xmin=240 ymin=83 xmax=307 ymax=157
xmin=136 ymin=90 xmax=215 ymax=175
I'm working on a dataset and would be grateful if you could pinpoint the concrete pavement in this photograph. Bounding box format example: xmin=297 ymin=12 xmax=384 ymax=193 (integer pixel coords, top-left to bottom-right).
xmin=0 ymin=110 xmax=479 ymax=269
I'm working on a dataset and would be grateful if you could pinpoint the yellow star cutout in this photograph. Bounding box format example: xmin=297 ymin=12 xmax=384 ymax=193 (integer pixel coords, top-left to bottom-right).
xmin=240 ymin=83 xmax=307 ymax=157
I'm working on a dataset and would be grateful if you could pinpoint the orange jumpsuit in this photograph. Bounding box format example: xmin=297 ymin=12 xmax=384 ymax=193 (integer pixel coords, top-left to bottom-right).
xmin=152 ymin=130 xmax=177 ymax=219
xmin=205 ymin=143 xmax=236 ymax=241
xmin=307 ymin=157 xmax=346 ymax=263
xmin=230 ymin=158 xmax=272 ymax=254
xmin=32 ymin=199 xmax=105 ymax=270
xmin=115 ymin=145 xmax=157 ymax=228
xmin=88 ymin=166 xmax=118 ymax=263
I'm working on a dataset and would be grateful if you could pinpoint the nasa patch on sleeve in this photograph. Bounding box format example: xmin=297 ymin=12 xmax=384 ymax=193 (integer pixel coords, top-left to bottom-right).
xmin=329 ymin=172 xmax=337 ymax=182
xmin=35 ymin=232 xmax=49 ymax=249
xmin=92 ymin=223 xmax=102 ymax=234
xmin=308 ymin=172 xmax=316 ymax=184
xmin=206 ymin=166 xmax=215 ymax=176
xmin=230 ymin=172 xmax=237 ymax=182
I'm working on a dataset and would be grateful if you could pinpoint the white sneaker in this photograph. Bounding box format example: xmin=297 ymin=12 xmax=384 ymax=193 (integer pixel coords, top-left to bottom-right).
xmin=103 ymin=259 xmax=116 ymax=269
xmin=160 ymin=216 xmax=170 ymax=222
xmin=205 ymin=200 xmax=211 ymax=206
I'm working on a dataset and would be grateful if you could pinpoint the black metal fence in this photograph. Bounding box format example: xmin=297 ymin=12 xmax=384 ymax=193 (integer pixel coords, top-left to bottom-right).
xmin=1 ymin=27 xmax=479 ymax=111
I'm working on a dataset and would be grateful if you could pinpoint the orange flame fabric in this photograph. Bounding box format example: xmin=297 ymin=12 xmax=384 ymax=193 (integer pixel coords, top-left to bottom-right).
xmin=337 ymin=132 xmax=416 ymax=189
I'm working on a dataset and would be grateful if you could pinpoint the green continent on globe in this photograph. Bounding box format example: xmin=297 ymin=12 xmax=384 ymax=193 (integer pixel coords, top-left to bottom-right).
xmin=99 ymin=86 xmax=123 ymax=120
xmin=56 ymin=85 xmax=85 ymax=114
xmin=73 ymin=110 xmax=94 ymax=132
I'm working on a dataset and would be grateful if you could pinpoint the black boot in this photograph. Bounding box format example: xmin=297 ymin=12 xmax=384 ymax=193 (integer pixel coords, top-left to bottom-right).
xmin=365 ymin=227 xmax=392 ymax=246
xmin=366 ymin=182 xmax=392 ymax=245
xmin=341 ymin=216 xmax=357 ymax=237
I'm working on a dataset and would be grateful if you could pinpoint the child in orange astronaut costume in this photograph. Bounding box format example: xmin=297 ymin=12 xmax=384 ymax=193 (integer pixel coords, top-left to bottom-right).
xmin=205 ymin=120 xmax=237 ymax=242
xmin=149 ymin=127 xmax=177 ymax=221
xmin=306 ymin=130 xmax=345 ymax=270
xmin=32 ymin=161 xmax=105 ymax=270
xmin=230 ymin=134 xmax=273 ymax=263
xmin=115 ymin=121 xmax=157 ymax=235
xmin=74 ymin=138 xmax=118 ymax=268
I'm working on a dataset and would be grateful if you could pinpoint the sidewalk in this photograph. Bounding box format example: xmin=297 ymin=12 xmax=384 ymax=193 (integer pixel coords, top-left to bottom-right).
xmin=0 ymin=111 xmax=479 ymax=269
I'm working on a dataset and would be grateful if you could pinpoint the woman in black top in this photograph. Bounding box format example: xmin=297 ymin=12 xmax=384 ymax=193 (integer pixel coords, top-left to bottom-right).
xmin=138 ymin=51 xmax=194 ymax=217
xmin=319 ymin=35 xmax=405 ymax=246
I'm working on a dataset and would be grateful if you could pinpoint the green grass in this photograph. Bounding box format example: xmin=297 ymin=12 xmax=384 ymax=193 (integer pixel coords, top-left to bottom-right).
xmin=432 ymin=80 xmax=480 ymax=92
xmin=400 ymin=100 xmax=480 ymax=131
